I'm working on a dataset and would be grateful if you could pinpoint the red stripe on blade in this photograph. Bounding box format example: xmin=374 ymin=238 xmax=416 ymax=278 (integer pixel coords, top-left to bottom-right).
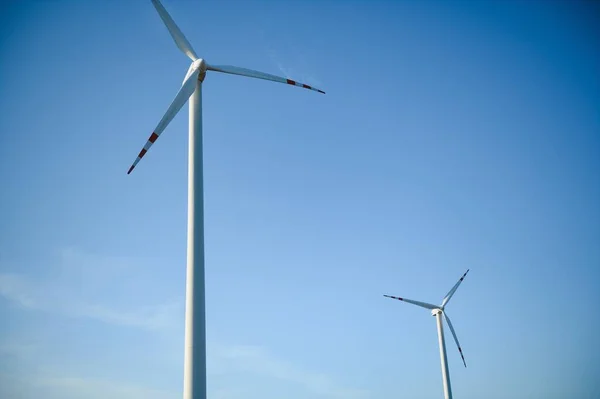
xmin=138 ymin=149 xmax=147 ymax=158
xmin=149 ymin=132 xmax=159 ymax=143
xmin=286 ymin=79 xmax=296 ymax=85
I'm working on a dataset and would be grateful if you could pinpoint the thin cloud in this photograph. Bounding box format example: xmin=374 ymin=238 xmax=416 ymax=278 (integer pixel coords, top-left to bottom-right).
xmin=0 ymin=273 xmax=36 ymax=308
xmin=212 ymin=344 xmax=369 ymax=399
xmin=0 ymin=330 xmax=178 ymax=399
xmin=267 ymin=47 xmax=323 ymax=89
xmin=1 ymin=249 xmax=364 ymax=399
xmin=0 ymin=373 xmax=177 ymax=399
xmin=0 ymin=247 xmax=182 ymax=331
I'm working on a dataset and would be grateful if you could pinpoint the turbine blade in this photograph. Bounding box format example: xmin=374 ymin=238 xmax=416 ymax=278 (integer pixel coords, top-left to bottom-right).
xmin=127 ymin=66 xmax=200 ymax=174
xmin=441 ymin=269 xmax=469 ymax=308
xmin=383 ymin=295 xmax=437 ymax=310
xmin=206 ymin=64 xmax=325 ymax=94
xmin=443 ymin=312 xmax=467 ymax=367
xmin=151 ymin=0 xmax=198 ymax=61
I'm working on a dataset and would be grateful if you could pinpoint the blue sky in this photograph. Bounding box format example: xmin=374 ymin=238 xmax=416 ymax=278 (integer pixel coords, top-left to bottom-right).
xmin=1 ymin=0 xmax=599 ymax=398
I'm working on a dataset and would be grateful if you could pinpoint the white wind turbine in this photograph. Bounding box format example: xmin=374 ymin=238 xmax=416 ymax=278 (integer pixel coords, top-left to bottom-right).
xmin=126 ymin=1 xmax=325 ymax=398
xmin=384 ymin=269 xmax=470 ymax=399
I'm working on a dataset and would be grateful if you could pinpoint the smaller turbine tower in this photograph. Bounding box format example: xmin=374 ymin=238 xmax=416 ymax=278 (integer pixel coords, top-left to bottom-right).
xmin=384 ymin=269 xmax=470 ymax=399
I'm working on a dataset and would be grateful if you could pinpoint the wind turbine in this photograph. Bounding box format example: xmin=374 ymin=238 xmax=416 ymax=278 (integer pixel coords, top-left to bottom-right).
xmin=126 ymin=1 xmax=325 ymax=398
xmin=383 ymin=269 xmax=470 ymax=399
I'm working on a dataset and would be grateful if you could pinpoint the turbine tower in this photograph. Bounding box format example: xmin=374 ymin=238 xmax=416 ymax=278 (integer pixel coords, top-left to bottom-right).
xmin=384 ymin=269 xmax=470 ymax=399
xmin=126 ymin=1 xmax=325 ymax=398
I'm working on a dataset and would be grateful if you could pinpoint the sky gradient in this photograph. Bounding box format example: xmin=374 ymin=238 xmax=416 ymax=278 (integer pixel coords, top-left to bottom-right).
xmin=1 ymin=0 xmax=599 ymax=398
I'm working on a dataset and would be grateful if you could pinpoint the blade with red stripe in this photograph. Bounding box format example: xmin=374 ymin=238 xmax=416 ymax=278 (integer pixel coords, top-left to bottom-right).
xmin=206 ymin=64 xmax=325 ymax=94
xmin=443 ymin=312 xmax=467 ymax=367
xmin=383 ymin=295 xmax=437 ymax=310
xmin=127 ymin=66 xmax=200 ymax=174
xmin=441 ymin=269 xmax=470 ymax=308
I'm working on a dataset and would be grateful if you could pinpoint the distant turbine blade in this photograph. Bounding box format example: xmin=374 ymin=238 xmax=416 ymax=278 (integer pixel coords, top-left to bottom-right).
xmin=127 ymin=66 xmax=200 ymax=174
xmin=441 ymin=269 xmax=469 ymax=308
xmin=206 ymin=64 xmax=325 ymax=94
xmin=151 ymin=0 xmax=198 ymax=61
xmin=443 ymin=312 xmax=467 ymax=367
xmin=383 ymin=295 xmax=437 ymax=310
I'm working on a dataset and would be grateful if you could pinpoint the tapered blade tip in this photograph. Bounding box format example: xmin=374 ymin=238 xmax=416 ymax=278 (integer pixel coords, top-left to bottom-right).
xmin=383 ymin=295 xmax=403 ymax=301
xmin=127 ymin=165 xmax=135 ymax=174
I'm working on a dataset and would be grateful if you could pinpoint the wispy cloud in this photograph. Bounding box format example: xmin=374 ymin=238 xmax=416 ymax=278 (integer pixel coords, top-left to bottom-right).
xmin=1 ymin=338 xmax=368 ymax=399
xmin=267 ymin=47 xmax=323 ymax=89
xmin=1 ymin=249 xmax=366 ymax=399
xmin=0 ymin=372 xmax=177 ymax=399
xmin=211 ymin=344 xmax=369 ymax=399
xmin=0 ymin=340 xmax=36 ymax=360
xmin=0 ymin=327 xmax=178 ymax=399
xmin=0 ymin=273 xmax=36 ymax=308
xmin=0 ymin=247 xmax=182 ymax=331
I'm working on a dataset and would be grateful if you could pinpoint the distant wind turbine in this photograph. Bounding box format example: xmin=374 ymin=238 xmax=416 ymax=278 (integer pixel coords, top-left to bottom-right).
xmin=126 ymin=1 xmax=325 ymax=399
xmin=384 ymin=269 xmax=470 ymax=399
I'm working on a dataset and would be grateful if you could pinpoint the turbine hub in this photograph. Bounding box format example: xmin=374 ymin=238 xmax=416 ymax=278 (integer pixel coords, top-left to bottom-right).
xmin=431 ymin=308 xmax=443 ymax=316
xmin=192 ymin=58 xmax=207 ymax=73
xmin=191 ymin=58 xmax=207 ymax=82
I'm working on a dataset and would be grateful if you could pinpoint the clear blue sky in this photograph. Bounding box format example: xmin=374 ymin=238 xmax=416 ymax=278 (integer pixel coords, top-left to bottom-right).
xmin=1 ymin=0 xmax=599 ymax=398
